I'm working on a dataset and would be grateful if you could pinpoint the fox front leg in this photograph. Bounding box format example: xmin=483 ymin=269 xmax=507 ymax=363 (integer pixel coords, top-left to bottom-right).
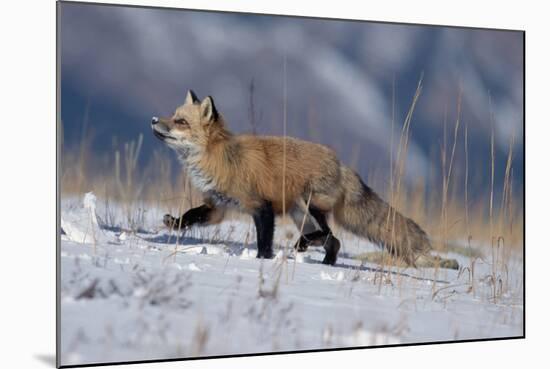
xmin=163 ymin=204 xmax=215 ymax=231
xmin=252 ymin=200 xmax=275 ymax=259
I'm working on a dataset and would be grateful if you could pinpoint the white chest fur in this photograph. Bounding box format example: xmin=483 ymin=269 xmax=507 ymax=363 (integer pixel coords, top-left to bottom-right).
xmin=177 ymin=148 xmax=217 ymax=193
xmin=177 ymin=147 xmax=241 ymax=208
xmin=187 ymin=161 xmax=217 ymax=192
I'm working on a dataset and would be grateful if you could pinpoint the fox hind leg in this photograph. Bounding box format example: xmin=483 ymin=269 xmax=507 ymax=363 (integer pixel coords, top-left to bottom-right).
xmin=321 ymin=236 xmax=341 ymax=265
xmin=293 ymin=207 xmax=330 ymax=251
xmin=290 ymin=206 xmax=318 ymax=250
xmin=291 ymin=206 xmax=341 ymax=265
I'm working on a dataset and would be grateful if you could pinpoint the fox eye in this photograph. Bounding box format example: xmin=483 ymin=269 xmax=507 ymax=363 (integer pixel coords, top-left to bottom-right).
xmin=174 ymin=118 xmax=188 ymax=126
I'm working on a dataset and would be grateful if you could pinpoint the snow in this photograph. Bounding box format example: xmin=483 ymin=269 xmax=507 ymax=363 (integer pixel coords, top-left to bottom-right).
xmin=59 ymin=194 xmax=523 ymax=366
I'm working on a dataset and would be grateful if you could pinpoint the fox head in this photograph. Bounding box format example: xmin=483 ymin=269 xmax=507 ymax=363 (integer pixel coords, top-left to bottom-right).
xmin=151 ymin=90 xmax=230 ymax=159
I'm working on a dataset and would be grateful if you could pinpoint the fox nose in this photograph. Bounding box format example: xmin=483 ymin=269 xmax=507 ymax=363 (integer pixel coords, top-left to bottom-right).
xmin=151 ymin=116 xmax=159 ymax=125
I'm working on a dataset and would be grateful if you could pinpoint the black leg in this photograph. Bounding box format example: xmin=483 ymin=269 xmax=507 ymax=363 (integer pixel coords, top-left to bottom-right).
xmin=253 ymin=201 xmax=275 ymax=259
xmin=310 ymin=207 xmax=331 ymax=233
xmin=294 ymin=207 xmax=332 ymax=250
xmin=294 ymin=207 xmax=341 ymax=265
xmin=295 ymin=230 xmax=329 ymax=251
xmin=163 ymin=204 xmax=213 ymax=230
xmin=321 ymin=236 xmax=341 ymax=265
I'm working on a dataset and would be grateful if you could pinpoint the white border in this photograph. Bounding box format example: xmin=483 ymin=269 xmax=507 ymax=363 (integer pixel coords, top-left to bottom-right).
xmin=1 ymin=0 xmax=547 ymax=368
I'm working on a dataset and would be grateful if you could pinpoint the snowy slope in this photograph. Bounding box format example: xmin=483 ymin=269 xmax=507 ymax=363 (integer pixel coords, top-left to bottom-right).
xmin=59 ymin=194 xmax=523 ymax=366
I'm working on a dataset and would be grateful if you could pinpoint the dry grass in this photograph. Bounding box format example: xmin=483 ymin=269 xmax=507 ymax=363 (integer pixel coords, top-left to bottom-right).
xmin=61 ymin=120 xmax=522 ymax=253
xmin=61 ymin=131 xmax=205 ymax=227
xmin=60 ymin=70 xmax=523 ymax=361
xmin=60 ymin=78 xmax=523 ymax=305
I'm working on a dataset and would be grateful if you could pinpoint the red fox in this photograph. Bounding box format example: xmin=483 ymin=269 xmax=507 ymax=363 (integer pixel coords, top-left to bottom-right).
xmin=151 ymin=90 xmax=458 ymax=268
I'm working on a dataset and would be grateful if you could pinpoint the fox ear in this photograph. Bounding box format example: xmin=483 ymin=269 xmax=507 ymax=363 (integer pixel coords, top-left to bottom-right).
xmin=200 ymin=96 xmax=219 ymax=123
xmin=185 ymin=90 xmax=199 ymax=105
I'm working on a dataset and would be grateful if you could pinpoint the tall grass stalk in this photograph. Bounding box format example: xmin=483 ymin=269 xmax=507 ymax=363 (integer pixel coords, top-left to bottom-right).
xmin=378 ymin=74 xmax=423 ymax=293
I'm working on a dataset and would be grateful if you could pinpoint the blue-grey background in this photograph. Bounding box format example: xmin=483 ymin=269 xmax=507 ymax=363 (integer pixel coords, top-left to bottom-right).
xmin=59 ymin=2 xmax=524 ymax=201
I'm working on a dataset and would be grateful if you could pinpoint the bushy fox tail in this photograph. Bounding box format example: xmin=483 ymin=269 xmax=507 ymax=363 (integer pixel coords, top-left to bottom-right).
xmin=333 ymin=166 xmax=432 ymax=266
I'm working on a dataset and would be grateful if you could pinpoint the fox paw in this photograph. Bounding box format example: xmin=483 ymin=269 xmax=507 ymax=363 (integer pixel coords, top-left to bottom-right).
xmin=322 ymin=253 xmax=337 ymax=265
xmin=163 ymin=214 xmax=187 ymax=230
xmin=256 ymin=250 xmax=274 ymax=259
xmin=294 ymin=236 xmax=310 ymax=252
xmin=163 ymin=214 xmax=175 ymax=228
xmin=322 ymin=237 xmax=340 ymax=265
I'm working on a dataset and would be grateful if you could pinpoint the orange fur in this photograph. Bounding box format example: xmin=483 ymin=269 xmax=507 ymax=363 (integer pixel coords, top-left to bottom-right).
xmin=151 ymin=90 xmax=457 ymax=267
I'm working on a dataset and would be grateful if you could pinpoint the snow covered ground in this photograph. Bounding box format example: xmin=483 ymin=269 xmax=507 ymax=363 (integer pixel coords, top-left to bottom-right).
xmin=59 ymin=194 xmax=524 ymax=366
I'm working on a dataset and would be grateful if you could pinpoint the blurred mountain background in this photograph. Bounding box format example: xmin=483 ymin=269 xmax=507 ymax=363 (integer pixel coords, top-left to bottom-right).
xmin=59 ymin=2 xmax=524 ymax=207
